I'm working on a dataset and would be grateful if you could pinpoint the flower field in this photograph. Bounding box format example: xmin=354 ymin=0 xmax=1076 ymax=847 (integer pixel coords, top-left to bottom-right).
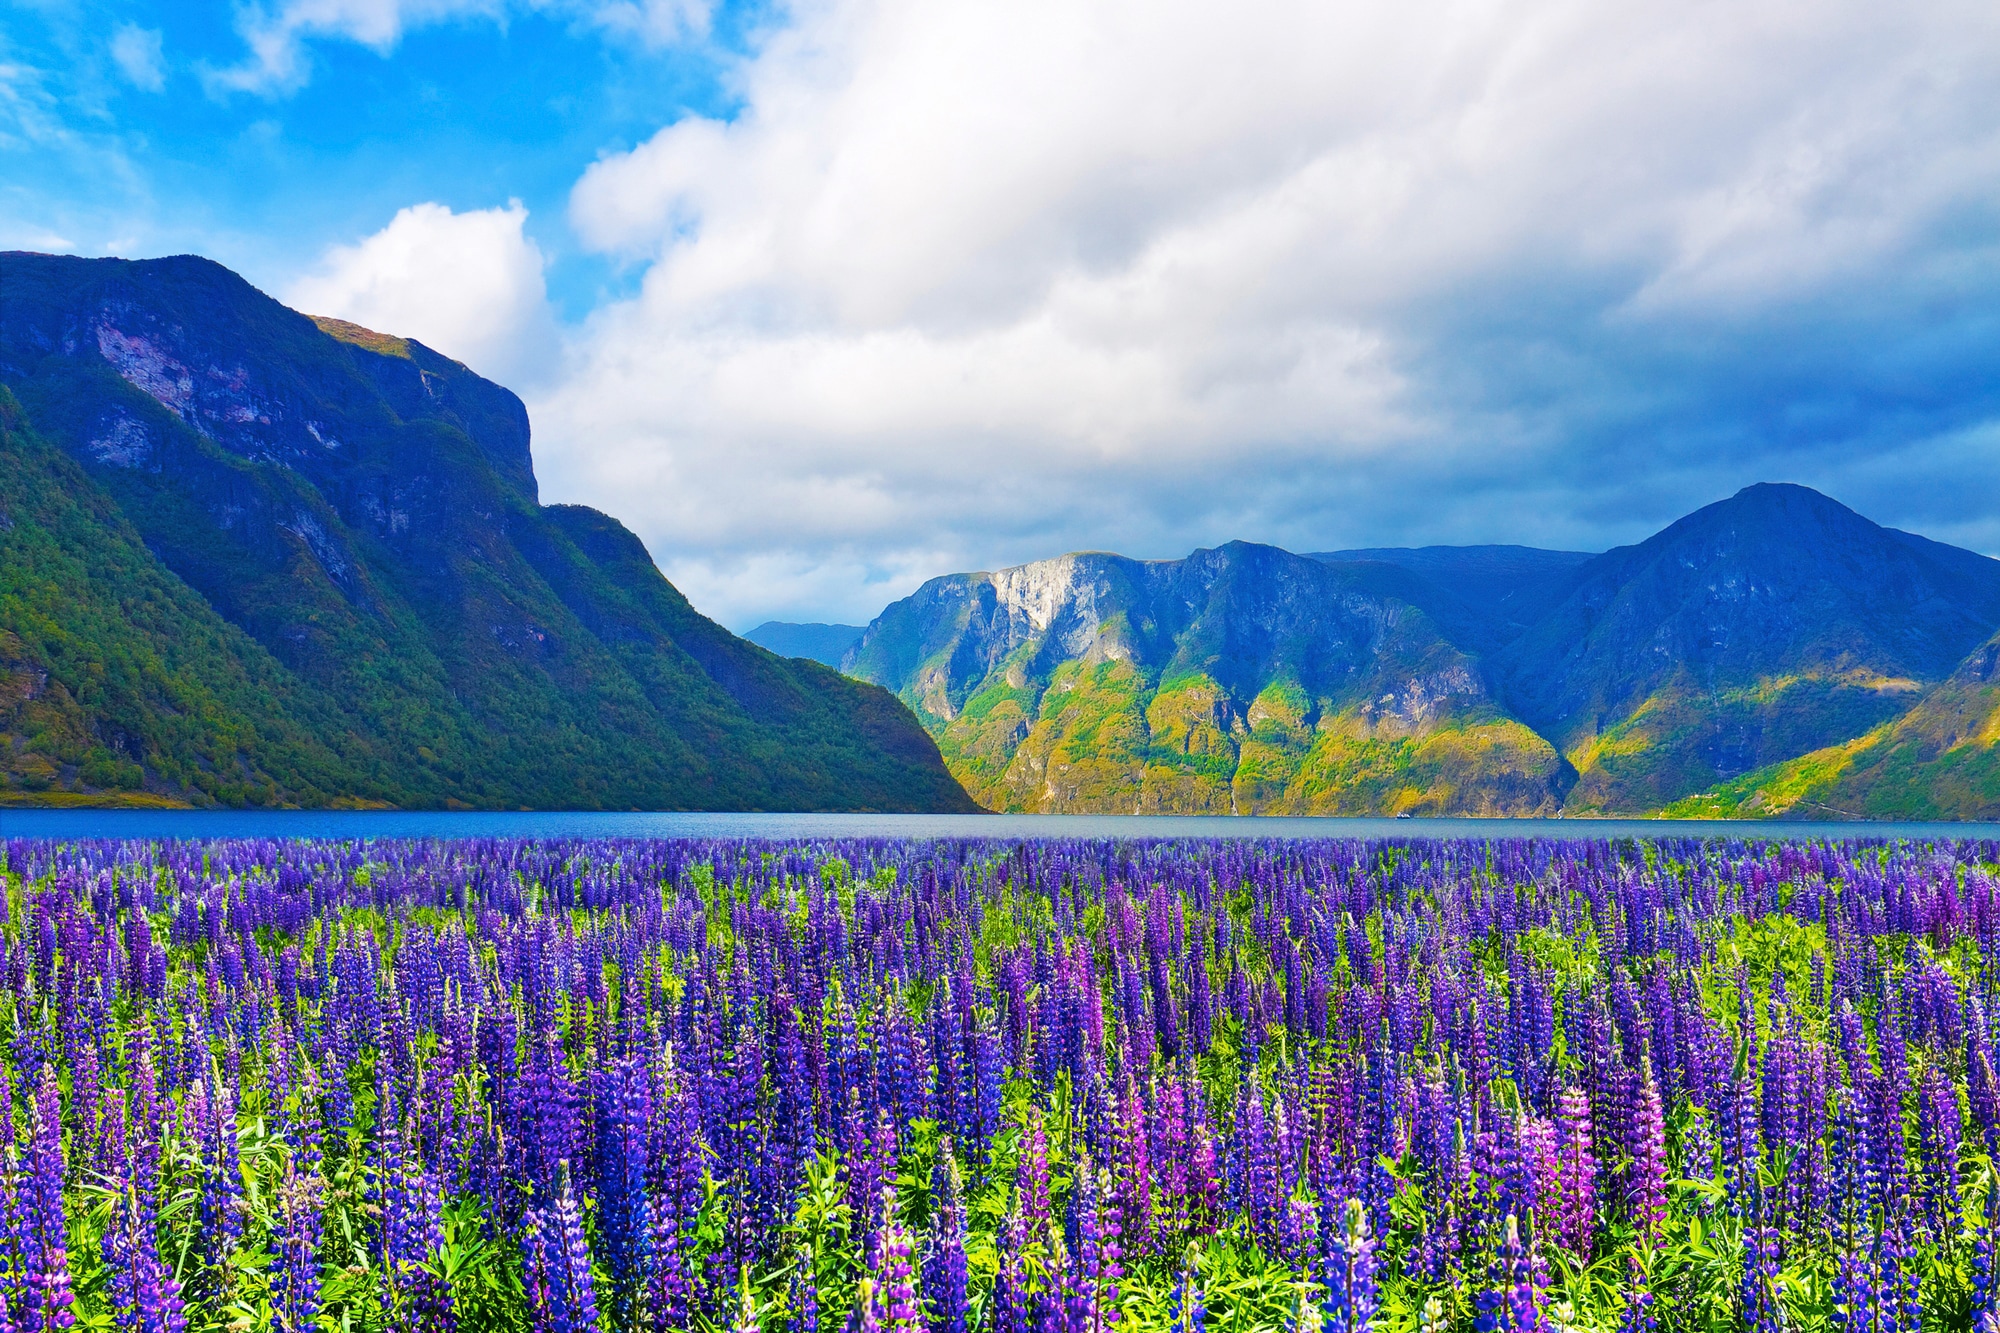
xmin=0 ymin=834 xmax=1992 ymax=1332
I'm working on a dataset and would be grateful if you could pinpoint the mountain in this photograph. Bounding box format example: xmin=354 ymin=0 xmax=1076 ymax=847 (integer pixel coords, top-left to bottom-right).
xmin=846 ymin=485 xmax=2000 ymax=816
xmin=1491 ymin=484 xmax=2000 ymax=812
xmin=745 ymin=622 xmax=867 ymax=668
xmin=840 ymin=543 xmax=1563 ymax=814
xmin=0 ymin=251 xmax=976 ymax=812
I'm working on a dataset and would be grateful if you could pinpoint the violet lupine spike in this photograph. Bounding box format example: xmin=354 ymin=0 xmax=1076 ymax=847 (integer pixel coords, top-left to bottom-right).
xmin=1740 ymin=1226 xmax=1782 ymax=1333
xmin=22 ymin=1067 xmax=75 ymax=1333
xmin=1553 ymin=1083 xmax=1595 ymax=1257
xmin=1320 ymin=1198 xmax=1378 ymax=1333
xmin=1626 ymin=1059 xmax=1667 ymax=1238
xmin=1166 ymin=1256 xmax=1206 ymax=1333
xmin=925 ymin=1152 xmax=970 ymax=1333
xmin=1474 ymin=1215 xmax=1546 ymax=1333
xmin=271 ymin=1158 xmax=323 ymax=1333
xmin=1066 ymin=1161 xmax=1123 ymax=1333
xmin=526 ymin=1166 xmax=604 ymax=1333
xmin=1617 ymin=1254 xmax=1658 ymax=1333
xmin=865 ymin=1190 xmax=923 ymax=1333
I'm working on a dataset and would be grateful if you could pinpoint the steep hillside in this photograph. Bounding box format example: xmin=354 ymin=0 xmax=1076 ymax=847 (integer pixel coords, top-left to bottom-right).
xmin=0 ymin=251 xmax=975 ymax=811
xmin=1491 ymin=484 xmax=2000 ymax=812
xmin=843 ymin=542 xmax=1562 ymax=814
xmin=0 ymin=389 xmax=396 ymax=806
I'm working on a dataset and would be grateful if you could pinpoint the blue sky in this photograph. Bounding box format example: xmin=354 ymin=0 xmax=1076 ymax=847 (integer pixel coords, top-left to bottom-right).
xmin=1 ymin=0 xmax=757 ymax=311
xmin=6 ymin=0 xmax=2000 ymax=630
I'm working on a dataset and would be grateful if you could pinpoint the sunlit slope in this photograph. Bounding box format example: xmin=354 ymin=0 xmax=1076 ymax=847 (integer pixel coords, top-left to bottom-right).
xmin=843 ymin=543 xmax=1562 ymax=814
xmin=1667 ymin=627 xmax=2000 ymax=819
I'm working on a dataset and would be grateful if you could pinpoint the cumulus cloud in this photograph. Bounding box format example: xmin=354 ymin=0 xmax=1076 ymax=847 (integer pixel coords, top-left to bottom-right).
xmin=284 ymin=201 xmax=560 ymax=387
xmin=530 ymin=0 xmax=2000 ymax=627
xmin=110 ymin=25 xmax=166 ymax=93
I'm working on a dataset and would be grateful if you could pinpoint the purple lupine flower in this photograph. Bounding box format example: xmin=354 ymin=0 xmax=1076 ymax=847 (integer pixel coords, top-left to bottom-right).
xmin=100 ymin=1054 xmax=186 ymax=1333
xmin=790 ymin=1247 xmax=820 ymax=1333
xmin=861 ymin=1190 xmax=923 ymax=1333
xmin=990 ymin=1214 xmax=1031 ymax=1333
xmin=1234 ymin=1080 xmax=1280 ymax=1246
xmin=1739 ymin=1226 xmax=1781 ymax=1333
xmin=1109 ymin=1079 xmax=1152 ymax=1259
xmin=525 ymin=1166 xmax=602 ymax=1333
xmin=1618 ymin=1254 xmax=1658 ymax=1333
xmin=1877 ymin=1226 xmax=1922 ymax=1333
xmin=1831 ymin=1216 xmax=1880 ymax=1333
xmin=1167 ymin=1255 xmax=1205 ymax=1333
xmin=22 ymin=1068 xmax=75 ymax=1332
xmin=925 ymin=1152 xmax=970 ymax=1333
xmin=1321 ymin=1199 xmax=1377 ymax=1333
xmin=592 ymin=1054 xmax=653 ymax=1325
xmin=1554 ymin=1083 xmax=1595 ymax=1256
xmin=272 ymin=1065 xmax=324 ymax=1333
xmin=102 ymin=1182 xmax=188 ymax=1333
xmin=1915 ymin=1063 xmax=1962 ymax=1240
xmin=272 ymin=1160 xmax=322 ymax=1332
xmin=1067 ymin=1161 xmax=1123 ymax=1333
xmin=1473 ymin=1215 xmax=1545 ymax=1333
xmin=1626 ymin=1060 xmax=1666 ymax=1238
xmin=1016 ymin=1111 xmax=1052 ymax=1232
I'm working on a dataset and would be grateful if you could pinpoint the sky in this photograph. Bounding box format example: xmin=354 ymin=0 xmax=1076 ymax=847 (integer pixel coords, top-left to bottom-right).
xmin=5 ymin=0 xmax=2000 ymax=630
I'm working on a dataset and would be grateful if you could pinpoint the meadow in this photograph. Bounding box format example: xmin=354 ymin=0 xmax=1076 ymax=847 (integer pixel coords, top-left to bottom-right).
xmin=0 ymin=833 xmax=1987 ymax=1332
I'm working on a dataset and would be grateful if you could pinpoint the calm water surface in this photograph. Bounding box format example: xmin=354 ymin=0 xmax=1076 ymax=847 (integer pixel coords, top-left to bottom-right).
xmin=3 ymin=809 xmax=1998 ymax=842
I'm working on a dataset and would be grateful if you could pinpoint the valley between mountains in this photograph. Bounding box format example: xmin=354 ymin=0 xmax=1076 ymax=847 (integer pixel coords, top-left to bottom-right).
xmin=7 ymin=248 xmax=1996 ymax=818
xmin=753 ymin=487 xmax=2000 ymax=818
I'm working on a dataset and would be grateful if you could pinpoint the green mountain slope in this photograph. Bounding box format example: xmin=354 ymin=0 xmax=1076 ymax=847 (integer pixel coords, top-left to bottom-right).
xmin=0 ymin=251 xmax=975 ymax=811
xmin=843 ymin=542 xmax=1562 ymax=814
xmin=0 ymin=390 xmax=394 ymax=805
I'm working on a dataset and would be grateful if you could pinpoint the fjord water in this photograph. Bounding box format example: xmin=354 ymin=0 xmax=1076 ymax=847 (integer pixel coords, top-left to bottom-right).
xmin=3 ymin=808 xmax=1997 ymax=841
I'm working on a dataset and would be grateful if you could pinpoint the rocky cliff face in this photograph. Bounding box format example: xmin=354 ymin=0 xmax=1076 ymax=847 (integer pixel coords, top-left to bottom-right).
xmin=844 ymin=542 xmax=1562 ymax=814
xmin=0 ymin=251 xmax=975 ymax=811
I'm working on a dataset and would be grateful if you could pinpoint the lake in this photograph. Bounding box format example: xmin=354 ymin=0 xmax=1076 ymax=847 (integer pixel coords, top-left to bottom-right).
xmin=3 ymin=808 xmax=1998 ymax=842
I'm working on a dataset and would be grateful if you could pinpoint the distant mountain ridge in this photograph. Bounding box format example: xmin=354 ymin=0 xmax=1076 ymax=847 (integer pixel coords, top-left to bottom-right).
xmin=0 ymin=251 xmax=976 ymax=811
xmin=843 ymin=486 xmax=2000 ymax=816
xmin=745 ymin=622 xmax=867 ymax=668
xmin=842 ymin=542 xmax=1563 ymax=814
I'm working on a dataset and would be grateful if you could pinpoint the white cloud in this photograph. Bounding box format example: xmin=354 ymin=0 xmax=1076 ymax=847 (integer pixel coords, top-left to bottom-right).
xmin=580 ymin=0 xmax=714 ymax=47
xmin=110 ymin=25 xmax=167 ymax=93
xmin=205 ymin=0 xmax=506 ymax=94
xmin=284 ymin=201 xmax=559 ymax=387
xmin=534 ymin=0 xmax=2000 ymax=626
xmin=204 ymin=0 xmax=712 ymax=95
